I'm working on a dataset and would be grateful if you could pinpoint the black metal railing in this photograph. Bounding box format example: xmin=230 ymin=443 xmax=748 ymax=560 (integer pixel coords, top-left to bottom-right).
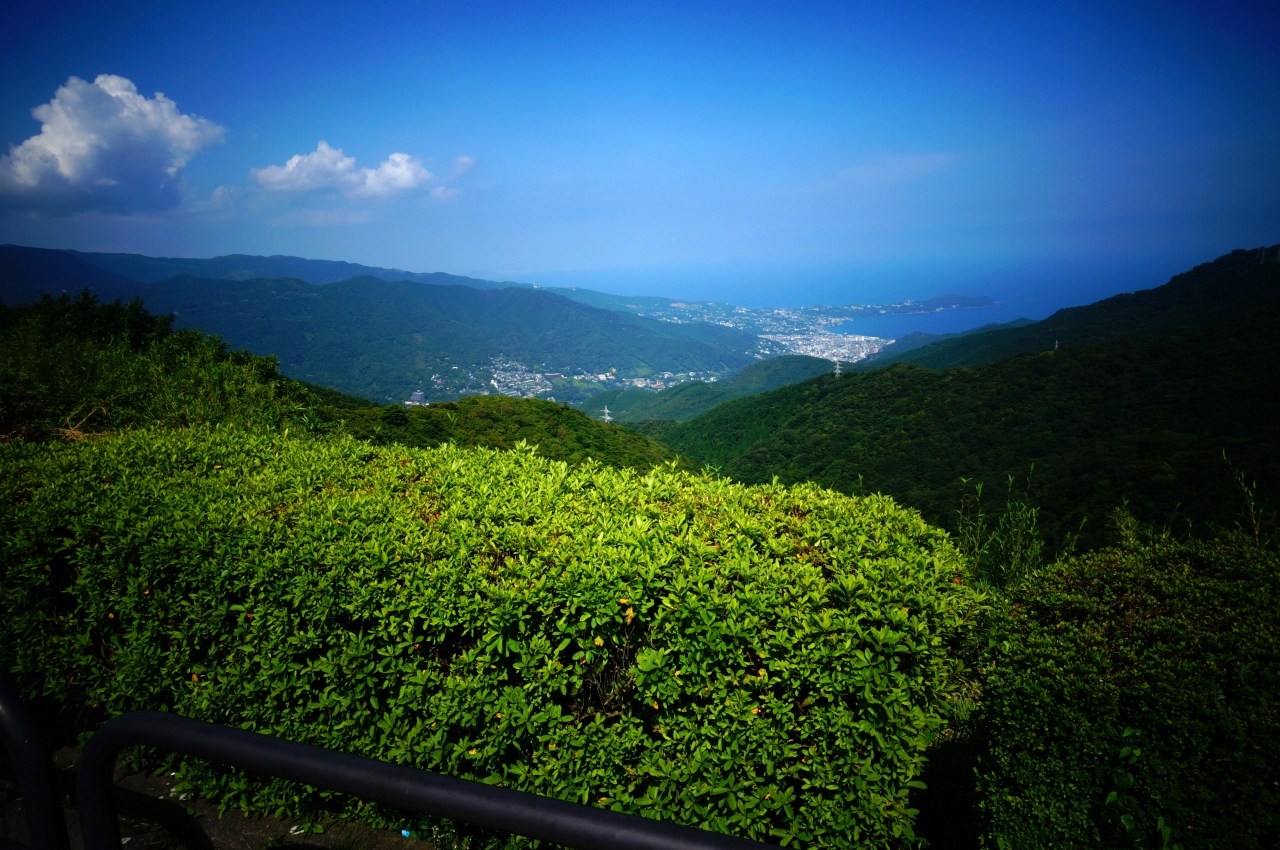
xmin=0 ymin=678 xmax=69 ymax=850
xmin=1 ymin=681 xmax=772 ymax=850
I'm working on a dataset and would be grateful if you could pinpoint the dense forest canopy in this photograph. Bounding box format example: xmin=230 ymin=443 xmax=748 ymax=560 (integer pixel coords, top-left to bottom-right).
xmin=638 ymin=246 xmax=1280 ymax=552
xmin=640 ymin=320 xmax=1280 ymax=551
xmin=0 ymin=291 xmax=310 ymax=441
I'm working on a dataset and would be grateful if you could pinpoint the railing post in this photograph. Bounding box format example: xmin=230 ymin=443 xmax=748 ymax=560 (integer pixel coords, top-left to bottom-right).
xmin=78 ymin=711 xmax=773 ymax=850
xmin=0 ymin=678 xmax=70 ymax=850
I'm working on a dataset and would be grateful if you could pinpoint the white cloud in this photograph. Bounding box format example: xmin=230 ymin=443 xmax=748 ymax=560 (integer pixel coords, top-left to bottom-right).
xmin=252 ymin=141 xmax=435 ymax=198
xmin=452 ymin=154 xmax=476 ymax=176
xmin=0 ymin=74 xmax=224 ymax=215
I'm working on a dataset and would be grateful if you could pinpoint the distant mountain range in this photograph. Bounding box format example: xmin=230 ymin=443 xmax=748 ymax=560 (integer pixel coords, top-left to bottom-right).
xmin=68 ymin=249 xmax=520 ymax=289
xmin=636 ymin=244 xmax=1280 ymax=550
xmin=0 ymin=244 xmax=1004 ymax=405
xmin=59 ymin=249 xmax=997 ymax=335
xmin=0 ymin=245 xmax=764 ymax=402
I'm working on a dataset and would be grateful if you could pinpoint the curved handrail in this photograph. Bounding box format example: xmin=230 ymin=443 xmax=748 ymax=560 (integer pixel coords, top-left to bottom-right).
xmin=0 ymin=678 xmax=70 ymax=850
xmin=77 ymin=711 xmax=774 ymax=850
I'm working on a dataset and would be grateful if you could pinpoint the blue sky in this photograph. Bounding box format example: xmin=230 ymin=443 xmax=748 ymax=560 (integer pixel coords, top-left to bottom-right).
xmin=2 ymin=1 xmax=1278 ymax=314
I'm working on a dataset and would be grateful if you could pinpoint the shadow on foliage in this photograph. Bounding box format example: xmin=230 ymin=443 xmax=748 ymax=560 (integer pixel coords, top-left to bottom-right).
xmin=910 ymin=736 xmax=982 ymax=850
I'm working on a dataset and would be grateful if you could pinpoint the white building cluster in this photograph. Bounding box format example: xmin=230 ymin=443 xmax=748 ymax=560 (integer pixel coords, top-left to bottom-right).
xmin=489 ymin=359 xmax=555 ymax=397
xmin=761 ymin=331 xmax=890 ymax=362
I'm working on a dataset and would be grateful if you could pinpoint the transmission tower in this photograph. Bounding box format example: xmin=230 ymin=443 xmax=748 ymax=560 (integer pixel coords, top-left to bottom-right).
xmin=600 ymin=405 xmax=613 ymax=423
xmin=833 ymin=359 xmax=843 ymax=378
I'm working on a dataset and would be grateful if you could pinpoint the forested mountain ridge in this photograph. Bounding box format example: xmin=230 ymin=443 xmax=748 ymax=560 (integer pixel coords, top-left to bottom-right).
xmin=126 ymin=274 xmax=763 ymax=400
xmin=584 ymin=355 xmax=833 ymax=421
xmin=69 ymin=248 xmax=518 ymax=288
xmin=4 ymin=267 xmax=1278 ymax=850
xmin=862 ymin=243 xmax=1280 ymax=370
xmin=641 ymin=318 xmax=1280 ymax=550
xmin=0 ymin=245 xmax=137 ymax=304
xmin=638 ymin=247 xmax=1280 ymax=550
xmin=1 ymin=291 xmax=682 ymax=472
xmin=866 ymin=318 xmax=1034 ymax=359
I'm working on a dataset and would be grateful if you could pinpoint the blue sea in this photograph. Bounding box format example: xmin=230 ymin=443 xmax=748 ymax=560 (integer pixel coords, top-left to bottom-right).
xmin=832 ymin=301 xmax=1042 ymax=340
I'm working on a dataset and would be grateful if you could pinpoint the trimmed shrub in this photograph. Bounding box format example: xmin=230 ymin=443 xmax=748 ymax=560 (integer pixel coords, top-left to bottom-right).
xmin=977 ymin=536 xmax=1280 ymax=849
xmin=1 ymin=428 xmax=981 ymax=848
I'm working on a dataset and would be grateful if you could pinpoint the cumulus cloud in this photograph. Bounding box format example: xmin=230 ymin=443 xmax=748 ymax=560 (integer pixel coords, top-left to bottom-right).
xmin=0 ymin=74 xmax=224 ymax=215
xmin=252 ymin=141 xmax=436 ymax=198
xmin=452 ymin=154 xmax=476 ymax=176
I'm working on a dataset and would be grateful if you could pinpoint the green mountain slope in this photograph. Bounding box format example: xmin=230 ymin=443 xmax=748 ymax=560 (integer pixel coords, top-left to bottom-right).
xmin=1 ymin=292 xmax=680 ymax=472
xmin=644 ymin=318 xmax=1280 ymax=551
xmin=128 ymin=274 xmax=760 ymax=400
xmin=586 ymin=355 xmax=833 ymax=421
xmin=867 ymin=318 xmax=1034 ymax=359
xmin=0 ymin=246 xmax=765 ymax=403
xmin=336 ymin=396 xmax=683 ymax=470
xmin=0 ymin=244 xmax=136 ymax=304
xmin=861 ymin=244 xmax=1280 ymax=370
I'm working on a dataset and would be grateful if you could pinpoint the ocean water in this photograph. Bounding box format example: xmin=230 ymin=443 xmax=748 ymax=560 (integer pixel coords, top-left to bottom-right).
xmin=833 ymin=301 xmax=1043 ymax=340
xmin=521 ymin=253 xmax=1188 ymax=340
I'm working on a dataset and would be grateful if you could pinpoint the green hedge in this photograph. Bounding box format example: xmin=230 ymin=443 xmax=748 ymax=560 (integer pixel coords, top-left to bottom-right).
xmin=1 ymin=428 xmax=981 ymax=847
xmin=977 ymin=536 xmax=1280 ymax=849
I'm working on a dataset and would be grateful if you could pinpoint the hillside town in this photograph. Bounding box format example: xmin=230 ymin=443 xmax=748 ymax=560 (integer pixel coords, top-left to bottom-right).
xmin=761 ymin=330 xmax=889 ymax=361
xmin=623 ymin=295 xmax=991 ymax=335
xmin=441 ymin=334 xmax=891 ymax=405
xmin=484 ymin=358 xmax=732 ymax=398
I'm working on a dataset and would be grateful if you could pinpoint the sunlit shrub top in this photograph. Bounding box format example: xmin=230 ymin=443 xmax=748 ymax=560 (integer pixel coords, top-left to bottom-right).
xmin=1 ymin=428 xmax=981 ymax=847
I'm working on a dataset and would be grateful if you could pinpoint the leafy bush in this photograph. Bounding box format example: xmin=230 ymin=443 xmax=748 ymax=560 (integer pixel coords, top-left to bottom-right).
xmin=1 ymin=428 xmax=981 ymax=847
xmin=977 ymin=535 xmax=1280 ymax=849
xmin=0 ymin=292 xmax=311 ymax=440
